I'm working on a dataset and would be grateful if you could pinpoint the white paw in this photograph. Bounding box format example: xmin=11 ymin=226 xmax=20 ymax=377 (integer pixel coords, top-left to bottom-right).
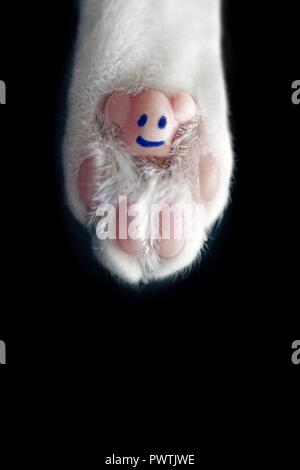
xmin=63 ymin=0 xmax=233 ymax=284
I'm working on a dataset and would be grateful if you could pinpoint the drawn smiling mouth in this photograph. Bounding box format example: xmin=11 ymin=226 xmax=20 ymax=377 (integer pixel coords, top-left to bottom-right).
xmin=136 ymin=136 xmax=165 ymax=148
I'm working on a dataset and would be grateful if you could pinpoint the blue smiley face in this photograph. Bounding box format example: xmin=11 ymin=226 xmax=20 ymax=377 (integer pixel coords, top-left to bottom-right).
xmin=136 ymin=114 xmax=167 ymax=147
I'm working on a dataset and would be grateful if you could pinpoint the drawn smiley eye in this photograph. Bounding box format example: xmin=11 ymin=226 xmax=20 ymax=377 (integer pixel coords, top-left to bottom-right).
xmin=158 ymin=115 xmax=167 ymax=129
xmin=137 ymin=114 xmax=148 ymax=127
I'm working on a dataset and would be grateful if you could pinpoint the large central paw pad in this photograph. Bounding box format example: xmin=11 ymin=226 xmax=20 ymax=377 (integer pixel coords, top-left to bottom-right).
xmin=104 ymin=89 xmax=197 ymax=158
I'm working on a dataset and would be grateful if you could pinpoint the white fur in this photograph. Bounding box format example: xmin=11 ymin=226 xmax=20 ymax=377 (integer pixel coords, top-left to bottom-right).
xmin=63 ymin=0 xmax=233 ymax=284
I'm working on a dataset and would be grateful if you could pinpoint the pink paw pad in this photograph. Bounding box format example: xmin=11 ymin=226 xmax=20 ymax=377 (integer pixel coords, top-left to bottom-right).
xmin=116 ymin=200 xmax=147 ymax=257
xmin=77 ymin=156 xmax=97 ymax=208
xmin=103 ymin=89 xmax=197 ymax=158
xmin=197 ymin=152 xmax=219 ymax=203
xmin=155 ymin=205 xmax=185 ymax=258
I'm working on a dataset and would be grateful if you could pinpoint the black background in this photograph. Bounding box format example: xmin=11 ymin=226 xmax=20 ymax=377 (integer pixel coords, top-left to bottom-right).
xmin=0 ymin=0 xmax=299 ymax=464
